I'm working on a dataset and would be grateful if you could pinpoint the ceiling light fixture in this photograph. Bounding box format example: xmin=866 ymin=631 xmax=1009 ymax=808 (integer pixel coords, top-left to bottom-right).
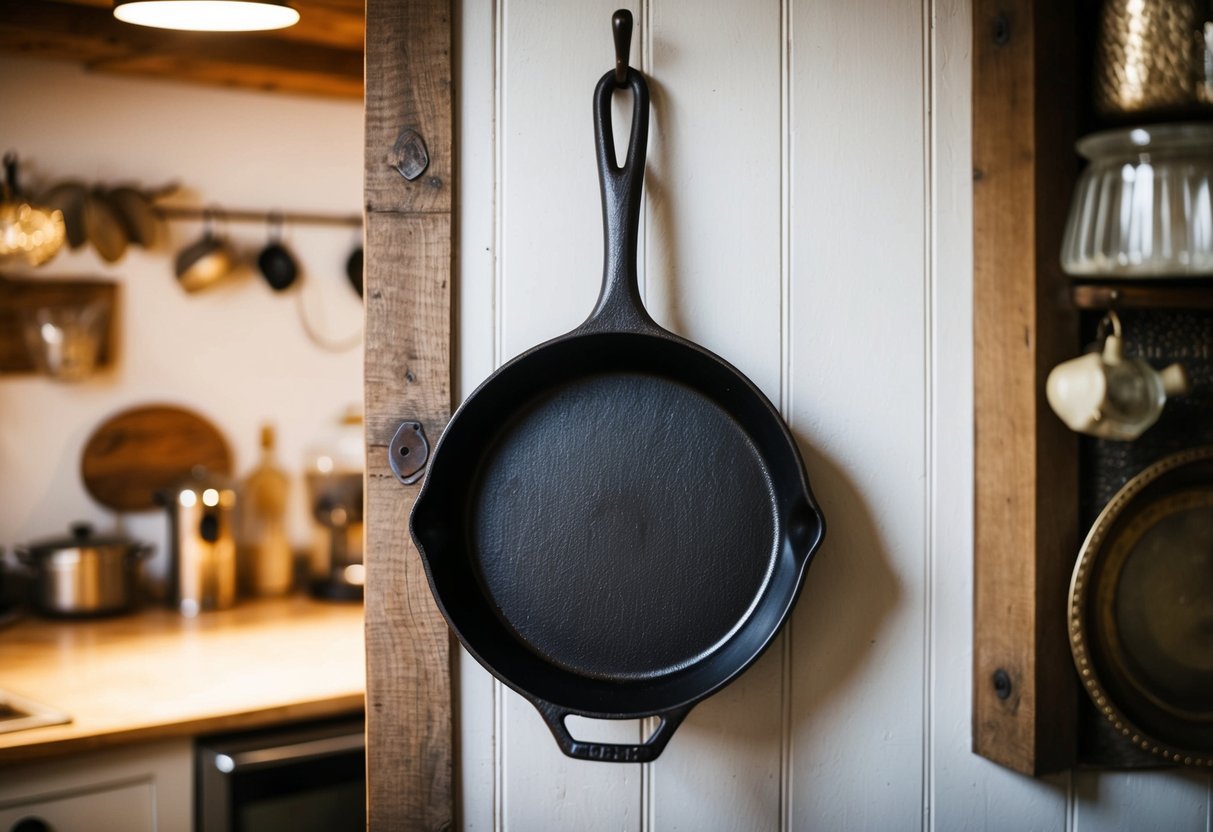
xmin=112 ymin=0 xmax=299 ymax=32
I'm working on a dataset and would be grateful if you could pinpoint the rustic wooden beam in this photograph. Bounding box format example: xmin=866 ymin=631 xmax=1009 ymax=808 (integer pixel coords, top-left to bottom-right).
xmin=0 ymin=1 xmax=362 ymax=99
xmin=363 ymin=0 xmax=453 ymax=214
xmin=972 ymin=0 xmax=1081 ymax=776
xmin=363 ymin=0 xmax=455 ymax=829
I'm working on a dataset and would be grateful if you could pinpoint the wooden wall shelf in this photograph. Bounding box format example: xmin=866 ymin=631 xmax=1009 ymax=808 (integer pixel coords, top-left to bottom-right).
xmin=1070 ymin=281 xmax=1213 ymax=311
xmin=0 ymin=275 xmax=117 ymax=375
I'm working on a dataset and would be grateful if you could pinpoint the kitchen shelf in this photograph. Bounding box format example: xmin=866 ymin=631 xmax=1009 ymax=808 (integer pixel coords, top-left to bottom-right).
xmin=0 ymin=275 xmax=117 ymax=376
xmin=1070 ymin=281 xmax=1213 ymax=311
xmin=974 ymin=0 xmax=1213 ymax=777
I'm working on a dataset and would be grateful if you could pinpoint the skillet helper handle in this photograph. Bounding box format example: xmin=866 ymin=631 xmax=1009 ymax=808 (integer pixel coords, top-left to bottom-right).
xmin=533 ymin=701 xmax=691 ymax=763
xmin=586 ymin=61 xmax=653 ymax=331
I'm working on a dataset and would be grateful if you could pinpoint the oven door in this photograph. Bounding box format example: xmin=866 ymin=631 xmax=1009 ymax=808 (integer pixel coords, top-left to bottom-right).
xmin=196 ymin=716 xmax=365 ymax=832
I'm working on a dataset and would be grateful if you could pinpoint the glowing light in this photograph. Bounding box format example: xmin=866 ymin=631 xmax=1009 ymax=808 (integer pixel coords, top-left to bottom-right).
xmin=113 ymin=0 xmax=299 ymax=32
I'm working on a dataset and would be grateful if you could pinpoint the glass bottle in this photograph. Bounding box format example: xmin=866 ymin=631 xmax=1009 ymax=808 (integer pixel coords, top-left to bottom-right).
xmin=240 ymin=424 xmax=293 ymax=596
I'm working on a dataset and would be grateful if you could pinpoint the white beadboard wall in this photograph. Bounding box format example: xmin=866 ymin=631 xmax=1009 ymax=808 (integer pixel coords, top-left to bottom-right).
xmin=454 ymin=1 xmax=1213 ymax=830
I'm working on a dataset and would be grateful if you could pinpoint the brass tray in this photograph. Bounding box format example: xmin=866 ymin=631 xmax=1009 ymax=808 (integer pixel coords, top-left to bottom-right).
xmin=1070 ymin=447 xmax=1213 ymax=768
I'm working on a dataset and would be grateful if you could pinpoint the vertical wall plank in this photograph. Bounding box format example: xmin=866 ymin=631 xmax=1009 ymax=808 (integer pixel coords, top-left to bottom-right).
xmin=929 ymin=0 xmax=1070 ymax=827
xmin=498 ymin=0 xmax=640 ymax=360
xmin=644 ymin=1 xmax=785 ymax=830
xmin=643 ymin=0 xmax=783 ymax=394
xmin=787 ymin=0 xmax=928 ymax=827
xmin=364 ymin=1 xmax=455 ymax=829
xmin=454 ymin=0 xmax=498 ymax=827
xmin=1073 ymin=770 xmax=1210 ymax=831
xmin=496 ymin=1 xmax=644 ymax=828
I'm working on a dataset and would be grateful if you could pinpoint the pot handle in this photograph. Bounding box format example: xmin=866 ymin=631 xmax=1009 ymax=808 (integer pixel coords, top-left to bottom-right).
xmin=532 ymin=700 xmax=692 ymax=763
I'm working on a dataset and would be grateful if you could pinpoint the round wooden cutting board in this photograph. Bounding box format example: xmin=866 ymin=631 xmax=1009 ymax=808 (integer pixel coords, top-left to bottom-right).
xmin=81 ymin=404 xmax=233 ymax=512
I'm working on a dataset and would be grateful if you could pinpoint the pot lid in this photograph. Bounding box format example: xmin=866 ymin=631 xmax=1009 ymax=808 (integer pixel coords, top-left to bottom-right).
xmin=23 ymin=522 xmax=144 ymax=553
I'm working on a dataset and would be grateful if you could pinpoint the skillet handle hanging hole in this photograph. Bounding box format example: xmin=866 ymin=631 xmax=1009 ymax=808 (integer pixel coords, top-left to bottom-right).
xmin=389 ymin=420 xmax=430 ymax=486
xmin=533 ymin=701 xmax=692 ymax=763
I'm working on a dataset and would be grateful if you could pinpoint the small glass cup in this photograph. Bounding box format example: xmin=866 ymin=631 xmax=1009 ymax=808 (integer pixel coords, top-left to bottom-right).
xmin=21 ymin=300 xmax=108 ymax=382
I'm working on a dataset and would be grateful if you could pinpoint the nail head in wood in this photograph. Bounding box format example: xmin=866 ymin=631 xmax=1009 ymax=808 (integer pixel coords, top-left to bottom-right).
xmin=392 ymin=128 xmax=430 ymax=181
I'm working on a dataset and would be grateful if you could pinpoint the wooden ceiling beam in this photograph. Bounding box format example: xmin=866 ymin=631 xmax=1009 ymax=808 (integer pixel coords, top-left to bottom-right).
xmin=0 ymin=1 xmax=362 ymax=99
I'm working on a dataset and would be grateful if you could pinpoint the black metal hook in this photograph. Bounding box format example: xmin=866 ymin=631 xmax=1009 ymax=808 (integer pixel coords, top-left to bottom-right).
xmin=613 ymin=9 xmax=633 ymax=87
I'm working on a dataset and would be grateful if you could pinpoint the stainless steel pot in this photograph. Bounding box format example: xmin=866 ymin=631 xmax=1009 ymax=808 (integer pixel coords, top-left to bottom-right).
xmin=15 ymin=523 xmax=151 ymax=617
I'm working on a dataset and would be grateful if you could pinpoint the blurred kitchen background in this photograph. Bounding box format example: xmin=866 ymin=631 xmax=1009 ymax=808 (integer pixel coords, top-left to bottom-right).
xmin=0 ymin=52 xmax=364 ymax=588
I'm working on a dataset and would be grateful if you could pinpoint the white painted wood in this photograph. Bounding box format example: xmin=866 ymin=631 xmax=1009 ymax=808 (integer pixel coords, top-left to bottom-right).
xmin=0 ymin=740 xmax=192 ymax=832
xmin=0 ymin=781 xmax=157 ymax=832
xmin=927 ymin=1 xmax=1071 ymax=830
xmin=497 ymin=0 xmax=641 ymax=361
xmin=642 ymin=1 xmax=786 ymax=830
xmin=495 ymin=1 xmax=646 ymax=829
xmin=452 ymin=0 xmax=1213 ymax=829
xmin=1073 ymin=770 xmax=1210 ymax=831
xmin=786 ymin=0 xmax=928 ymax=827
xmin=455 ymin=0 xmax=499 ymax=829
xmin=642 ymin=0 xmax=783 ymax=395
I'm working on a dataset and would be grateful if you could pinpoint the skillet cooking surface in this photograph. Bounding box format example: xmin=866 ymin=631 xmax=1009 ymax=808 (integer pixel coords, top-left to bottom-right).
xmin=471 ymin=370 xmax=778 ymax=680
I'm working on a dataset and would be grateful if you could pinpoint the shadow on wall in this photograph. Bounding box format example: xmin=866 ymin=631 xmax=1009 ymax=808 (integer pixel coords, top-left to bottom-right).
xmin=790 ymin=438 xmax=901 ymax=715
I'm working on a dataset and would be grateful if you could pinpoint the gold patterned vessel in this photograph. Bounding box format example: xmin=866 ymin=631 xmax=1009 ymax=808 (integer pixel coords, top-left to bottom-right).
xmin=1095 ymin=0 xmax=1213 ymax=118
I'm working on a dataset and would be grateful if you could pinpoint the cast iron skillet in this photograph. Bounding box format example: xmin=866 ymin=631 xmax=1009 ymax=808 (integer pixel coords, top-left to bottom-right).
xmin=411 ymin=64 xmax=825 ymax=763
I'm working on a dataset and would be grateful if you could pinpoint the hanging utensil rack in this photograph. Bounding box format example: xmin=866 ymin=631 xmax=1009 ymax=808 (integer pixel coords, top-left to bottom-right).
xmin=156 ymin=205 xmax=362 ymax=228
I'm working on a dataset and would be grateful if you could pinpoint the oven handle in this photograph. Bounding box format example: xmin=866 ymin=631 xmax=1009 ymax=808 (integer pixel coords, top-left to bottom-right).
xmin=211 ymin=731 xmax=365 ymax=774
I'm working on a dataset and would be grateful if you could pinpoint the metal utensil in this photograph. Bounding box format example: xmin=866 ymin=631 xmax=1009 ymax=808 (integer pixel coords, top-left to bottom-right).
xmin=175 ymin=211 xmax=236 ymax=292
xmin=256 ymin=213 xmax=298 ymax=291
xmin=1070 ymin=445 xmax=1213 ymax=767
xmin=84 ymin=189 xmax=128 ymax=262
xmin=39 ymin=180 xmax=88 ymax=249
xmin=15 ymin=522 xmax=152 ymax=617
xmin=108 ymin=185 xmax=160 ymax=249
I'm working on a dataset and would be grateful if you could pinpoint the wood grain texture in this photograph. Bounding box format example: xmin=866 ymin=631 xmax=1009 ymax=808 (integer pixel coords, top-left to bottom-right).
xmin=0 ymin=275 xmax=116 ymax=374
xmin=79 ymin=404 xmax=232 ymax=512
xmin=364 ymin=1 xmax=454 ymax=825
xmin=972 ymin=0 xmax=1081 ymax=776
xmin=363 ymin=210 xmax=453 ymax=831
xmin=0 ymin=597 xmax=364 ymax=766
xmin=0 ymin=1 xmax=363 ymax=99
xmin=363 ymin=0 xmax=453 ymax=214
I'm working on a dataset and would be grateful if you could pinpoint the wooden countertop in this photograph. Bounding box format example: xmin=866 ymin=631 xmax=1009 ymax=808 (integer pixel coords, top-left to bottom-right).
xmin=0 ymin=596 xmax=365 ymax=766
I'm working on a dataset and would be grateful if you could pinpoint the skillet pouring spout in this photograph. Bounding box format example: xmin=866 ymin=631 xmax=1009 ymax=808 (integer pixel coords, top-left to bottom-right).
xmin=408 ymin=57 xmax=825 ymax=763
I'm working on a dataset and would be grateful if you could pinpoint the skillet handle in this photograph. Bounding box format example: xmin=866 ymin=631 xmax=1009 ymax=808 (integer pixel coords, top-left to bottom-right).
xmin=584 ymin=66 xmax=657 ymax=333
xmin=533 ymin=700 xmax=691 ymax=763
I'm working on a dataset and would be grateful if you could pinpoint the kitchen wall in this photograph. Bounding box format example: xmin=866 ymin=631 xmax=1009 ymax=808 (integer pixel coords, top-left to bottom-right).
xmin=0 ymin=57 xmax=363 ymax=575
xmin=453 ymin=1 xmax=1213 ymax=830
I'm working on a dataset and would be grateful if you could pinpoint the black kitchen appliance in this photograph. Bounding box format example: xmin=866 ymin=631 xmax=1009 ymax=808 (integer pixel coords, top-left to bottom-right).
xmin=196 ymin=716 xmax=365 ymax=832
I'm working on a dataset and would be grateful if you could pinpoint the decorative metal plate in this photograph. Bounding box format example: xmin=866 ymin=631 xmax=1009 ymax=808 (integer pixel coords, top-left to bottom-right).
xmin=1070 ymin=446 xmax=1213 ymax=768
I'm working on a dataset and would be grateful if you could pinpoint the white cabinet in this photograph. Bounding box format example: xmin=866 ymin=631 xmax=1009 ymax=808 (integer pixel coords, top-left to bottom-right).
xmin=0 ymin=741 xmax=191 ymax=832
